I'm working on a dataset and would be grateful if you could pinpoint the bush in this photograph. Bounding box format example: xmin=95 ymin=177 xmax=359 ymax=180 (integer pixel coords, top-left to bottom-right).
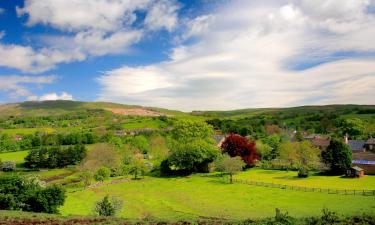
xmin=94 ymin=167 xmax=111 ymax=182
xmin=1 ymin=161 xmax=16 ymax=172
xmin=298 ymin=167 xmax=309 ymax=178
xmin=94 ymin=195 xmax=123 ymax=216
xmin=321 ymin=208 xmax=339 ymax=224
xmin=0 ymin=175 xmax=65 ymax=213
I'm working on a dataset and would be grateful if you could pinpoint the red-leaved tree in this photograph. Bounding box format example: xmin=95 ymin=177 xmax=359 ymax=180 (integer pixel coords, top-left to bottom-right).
xmin=221 ymin=134 xmax=259 ymax=166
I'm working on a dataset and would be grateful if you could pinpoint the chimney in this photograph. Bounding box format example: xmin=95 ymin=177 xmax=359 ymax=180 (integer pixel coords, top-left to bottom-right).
xmin=344 ymin=133 xmax=349 ymax=144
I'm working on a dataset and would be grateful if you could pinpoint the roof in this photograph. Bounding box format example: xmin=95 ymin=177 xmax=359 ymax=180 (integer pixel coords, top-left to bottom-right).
xmin=304 ymin=134 xmax=320 ymax=139
xmin=348 ymin=140 xmax=365 ymax=151
xmin=351 ymin=166 xmax=364 ymax=171
xmin=311 ymin=137 xmax=330 ymax=148
xmin=352 ymin=160 xmax=375 ymax=165
xmin=365 ymin=138 xmax=375 ymax=144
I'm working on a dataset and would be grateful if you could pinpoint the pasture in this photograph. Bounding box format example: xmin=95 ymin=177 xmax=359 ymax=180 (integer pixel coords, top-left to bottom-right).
xmin=235 ymin=168 xmax=375 ymax=190
xmin=60 ymin=172 xmax=375 ymax=221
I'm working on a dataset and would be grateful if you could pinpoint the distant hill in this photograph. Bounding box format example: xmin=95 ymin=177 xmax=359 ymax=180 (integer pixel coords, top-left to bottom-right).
xmin=0 ymin=100 xmax=185 ymax=118
xmin=192 ymin=105 xmax=375 ymax=118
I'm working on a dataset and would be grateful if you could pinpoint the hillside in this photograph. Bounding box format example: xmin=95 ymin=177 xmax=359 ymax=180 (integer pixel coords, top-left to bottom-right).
xmin=192 ymin=105 xmax=375 ymax=118
xmin=0 ymin=100 xmax=185 ymax=118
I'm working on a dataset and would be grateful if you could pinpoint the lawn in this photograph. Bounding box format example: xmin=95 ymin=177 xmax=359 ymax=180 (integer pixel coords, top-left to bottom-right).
xmin=235 ymin=168 xmax=375 ymax=190
xmin=60 ymin=174 xmax=375 ymax=221
xmin=0 ymin=150 xmax=29 ymax=163
xmin=0 ymin=127 xmax=55 ymax=135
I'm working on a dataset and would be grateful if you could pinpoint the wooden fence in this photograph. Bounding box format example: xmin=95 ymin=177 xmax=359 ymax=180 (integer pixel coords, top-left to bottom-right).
xmin=232 ymin=178 xmax=375 ymax=196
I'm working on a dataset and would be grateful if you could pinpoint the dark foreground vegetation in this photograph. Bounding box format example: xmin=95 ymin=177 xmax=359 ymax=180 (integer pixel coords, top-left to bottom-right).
xmin=0 ymin=209 xmax=374 ymax=225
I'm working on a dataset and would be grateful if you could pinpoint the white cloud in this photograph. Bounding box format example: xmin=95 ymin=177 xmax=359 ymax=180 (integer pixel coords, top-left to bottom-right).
xmin=0 ymin=43 xmax=85 ymax=73
xmin=0 ymin=75 xmax=56 ymax=99
xmin=29 ymin=92 xmax=74 ymax=101
xmin=0 ymin=0 xmax=181 ymax=73
xmin=144 ymin=0 xmax=180 ymax=32
xmin=97 ymin=0 xmax=375 ymax=111
xmin=17 ymin=0 xmax=148 ymax=32
xmin=0 ymin=8 xmax=4 ymax=14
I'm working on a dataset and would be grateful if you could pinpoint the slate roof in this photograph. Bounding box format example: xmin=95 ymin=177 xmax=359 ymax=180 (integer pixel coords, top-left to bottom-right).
xmin=348 ymin=140 xmax=366 ymax=151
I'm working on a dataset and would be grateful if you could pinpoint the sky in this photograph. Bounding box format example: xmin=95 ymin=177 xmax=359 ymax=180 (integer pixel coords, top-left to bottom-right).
xmin=0 ymin=0 xmax=374 ymax=111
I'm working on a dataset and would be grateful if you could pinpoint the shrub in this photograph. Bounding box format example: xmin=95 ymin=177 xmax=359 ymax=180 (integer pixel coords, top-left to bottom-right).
xmin=0 ymin=175 xmax=65 ymax=213
xmin=1 ymin=161 xmax=16 ymax=172
xmin=94 ymin=195 xmax=123 ymax=216
xmin=94 ymin=167 xmax=111 ymax=182
xmin=298 ymin=167 xmax=309 ymax=178
xmin=321 ymin=208 xmax=339 ymax=224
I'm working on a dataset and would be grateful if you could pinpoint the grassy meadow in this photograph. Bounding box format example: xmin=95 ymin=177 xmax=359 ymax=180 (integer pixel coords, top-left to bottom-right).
xmin=60 ymin=173 xmax=375 ymax=221
xmin=235 ymin=168 xmax=375 ymax=190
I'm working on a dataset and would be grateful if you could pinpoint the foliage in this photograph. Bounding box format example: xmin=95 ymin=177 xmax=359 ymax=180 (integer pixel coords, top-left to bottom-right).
xmin=94 ymin=195 xmax=123 ymax=216
xmin=322 ymin=139 xmax=352 ymax=174
xmin=171 ymin=119 xmax=214 ymax=142
xmin=221 ymin=134 xmax=258 ymax=166
xmin=80 ymin=143 xmax=122 ymax=172
xmin=79 ymin=171 xmax=93 ymax=188
xmin=94 ymin=167 xmax=111 ymax=182
xmin=0 ymin=175 xmax=65 ymax=213
xmin=24 ymin=144 xmax=86 ymax=169
xmin=256 ymin=141 xmax=272 ymax=161
xmin=298 ymin=167 xmax=309 ymax=178
xmin=167 ymin=139 xmax=219 ymax=173
xmin=278 ymin=141 xmax=321 ymax=171
xmin=126 ymin=155 xmax=149 ymax=179
xmin=215 ymin=154 xmax=245 ymax=183
xmin=1 ymin=161 xmax=16 ymax=172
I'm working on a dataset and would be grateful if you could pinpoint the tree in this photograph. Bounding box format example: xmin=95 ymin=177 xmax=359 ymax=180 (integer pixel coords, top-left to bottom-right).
xmin=262 ymin=134 xmax=282 ymax=160
xmin=216 ymin=154 xmax=245 ymax=183
xmin=221 ymin=134 xmax=258 ymax=166
xmin=171 ymin=119 xmax=214 ymax=142
xmin=168 ymin=139 xmax=219 ymax=173
xmin=127 ymin=155 xmax=148 ymax=179
xmin=94 ymin=195 xmax=123 ymax=216
xmin=79 ymin=171 xmax=93 ymax=188
xmin=256 ymin=141 xmax=272 ymax=161
xmin=94 ymin=167 xmax=111 ymax=182
xmin=322 ymin=139 xmax=352 ymax=174
xmin=278 ymin=141 xmax=321 ymax=172
xmin=0 ymin=175 xmax=65 ymax=213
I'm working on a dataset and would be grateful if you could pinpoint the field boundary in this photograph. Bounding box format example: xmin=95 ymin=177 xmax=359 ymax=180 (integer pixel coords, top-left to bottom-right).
xmin=232 ymin=178 xmax=375 ymax=196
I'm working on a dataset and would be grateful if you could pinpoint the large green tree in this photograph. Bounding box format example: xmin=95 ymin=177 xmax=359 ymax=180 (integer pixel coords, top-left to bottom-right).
xmin=322 ymin=139 xmax=352 ymax=174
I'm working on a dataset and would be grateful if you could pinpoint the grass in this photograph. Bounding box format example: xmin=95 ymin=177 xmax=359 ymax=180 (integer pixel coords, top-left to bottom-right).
xmin=0 ymin=127 xmax=55 ymax=135
xmin=0 ymin=150 xmax=29 ymax=163
xmin=121 ymin=117 xmax=168 ymax=129
xmin=60 ymin=174 xmax=375 ymax=221
xmin=235 ymin=168 xmax=375 ymax=190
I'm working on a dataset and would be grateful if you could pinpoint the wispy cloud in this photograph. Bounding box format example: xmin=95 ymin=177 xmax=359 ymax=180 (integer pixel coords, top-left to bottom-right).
xmin=97 ymin=0 xmax=375 ymax=111
xmin=0 ymin=75 xmax=57 ymax=99
xmin=0 ymin=0 xmax=181 ymax=73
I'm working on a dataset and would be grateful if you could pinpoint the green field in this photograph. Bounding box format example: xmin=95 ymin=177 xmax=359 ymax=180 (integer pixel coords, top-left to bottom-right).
xmin=60 ymin=173 xmax=375 ymax=221
xmin=0 ymin=127 xmax=55 ymax=135
xmin=235 ymin=168 xmax=375 ymax=190
xmin=0 ymin=150 xmax=29 ymax=163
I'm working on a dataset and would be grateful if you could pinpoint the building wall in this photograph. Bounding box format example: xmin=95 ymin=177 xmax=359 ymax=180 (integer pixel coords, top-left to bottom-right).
xmin=353 ymin=163 xmax=375 ymax=175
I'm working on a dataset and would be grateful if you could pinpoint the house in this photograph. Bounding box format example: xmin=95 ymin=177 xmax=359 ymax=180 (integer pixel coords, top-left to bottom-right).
xmin=347 ymin=166 xmax=364 ymax=178
xmin=347 ymin=140 xmax=366 ymax=152
xmin=304 ymin=134 xmax=330 ymax=150
xmin=345 ymin=135 xmax=375 ymax=175
xmin=365 ymin=138 xmax=375 ymax=151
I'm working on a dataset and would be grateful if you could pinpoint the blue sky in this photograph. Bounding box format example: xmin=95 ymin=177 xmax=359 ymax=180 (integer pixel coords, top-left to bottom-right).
xmin=0 ymin=0 xmax=374 ymax=111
